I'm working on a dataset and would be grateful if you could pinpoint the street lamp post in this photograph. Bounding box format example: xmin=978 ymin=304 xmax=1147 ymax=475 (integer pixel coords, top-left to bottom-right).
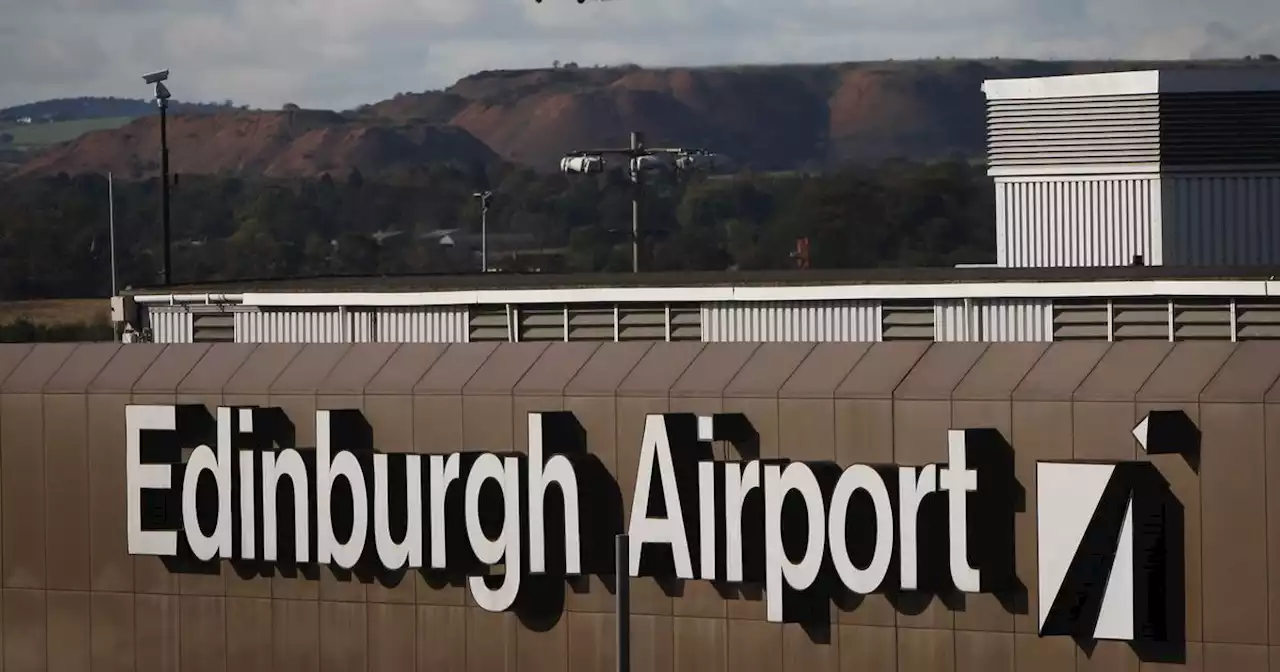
xmin=560 ymin=133 xmax=724 ymax=273
xmin=629 ymin=132 xmax=642 ymax=274
xmin=142 ymin=69 xmax=173 ymax=286
xmin=473 ymin=190 xmax=493 ymax=272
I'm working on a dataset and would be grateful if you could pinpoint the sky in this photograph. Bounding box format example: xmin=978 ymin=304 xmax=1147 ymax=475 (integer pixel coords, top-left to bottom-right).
xmin=2 ymin=0 xmax=1278 ymax=110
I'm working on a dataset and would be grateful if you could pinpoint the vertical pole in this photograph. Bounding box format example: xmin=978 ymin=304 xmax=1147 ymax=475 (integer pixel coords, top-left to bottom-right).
xmin=630 ymin=131 xmax=643 ymax=274
xmin=615 ymin=533 xmax=631 ymax=672
xmin=159 ymin=103 xmax=172 ymax=286
xmin=109 ymin=171 xmax=120 ymax=343
xmin=109 ymin=171 xmax=118 ymax=297
xmin=481 ymin=204 xmax=488 ymax=272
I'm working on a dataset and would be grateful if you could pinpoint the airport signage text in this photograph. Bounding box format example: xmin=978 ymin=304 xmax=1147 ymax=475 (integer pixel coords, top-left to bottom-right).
xmin=126 ymin=405 xmax=1013 ymax=622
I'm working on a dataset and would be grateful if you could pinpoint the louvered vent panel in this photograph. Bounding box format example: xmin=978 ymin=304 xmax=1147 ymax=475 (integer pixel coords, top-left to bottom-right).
xmin=618 ymin=304 xmax=667 ymax=341
xmin=566 ymin=304 xmax=615 ymax=341
xmin=518 ymin=305 xmax=566 ymax=342
xmin=469 ymin=305 xmax=510 ymax=342
xmin=1113 ymin=300 xmax=1169 ymax=341
xmin=881 ymin=301 xmax=934 ymax=340
xmin=669 ymin=305 xmax=702 ymax=341
xmin=1173 ymin=300 xmax=1231 ymax=340
xmin=1052 ymin=300 xmax=1108 ymax=340
xmin=1237 ymin=300 xmax=1280 ymax=340
xmin=1161 ymin=92 xmax=1280 ymax=165
xmin=192 ymin=313 xmax=235 ymax=343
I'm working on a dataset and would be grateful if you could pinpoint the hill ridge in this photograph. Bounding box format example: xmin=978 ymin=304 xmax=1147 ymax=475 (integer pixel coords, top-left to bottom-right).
xmin=13 ymin=57 xmax=1280 ymax=179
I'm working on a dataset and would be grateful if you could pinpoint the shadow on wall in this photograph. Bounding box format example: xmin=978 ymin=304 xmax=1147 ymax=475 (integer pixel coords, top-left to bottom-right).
xmin=142 ymin=405 xmax=1188 ymax=663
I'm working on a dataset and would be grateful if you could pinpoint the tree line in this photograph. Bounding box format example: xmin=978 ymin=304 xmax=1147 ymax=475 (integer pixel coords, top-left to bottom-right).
xmin=0 ymin=159 xmax=997 ymax=301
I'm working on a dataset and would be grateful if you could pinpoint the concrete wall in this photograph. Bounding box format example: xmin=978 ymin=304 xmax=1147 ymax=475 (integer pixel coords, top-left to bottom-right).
xmin=1 ymin=340 xmax=1279 ymax=672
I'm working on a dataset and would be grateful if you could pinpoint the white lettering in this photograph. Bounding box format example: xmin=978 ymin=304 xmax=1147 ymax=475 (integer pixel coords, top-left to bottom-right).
xmin=465 ymin=453 xmax=523 ymax=612
xmin=627 ymin=415 xmax=694 ymax=578
xmin=429 ymin=453 xmax=460 ymax=569
xmin=698 ymin=461 xmax=717 ymax=580
xmin=828 ymin=465 xmax=894 ymax=594
xmin=262 ymin=449 xmax=309 ymax=563
xmin=316 ymin=411 xmax=369 ymax=570
xmin=941 ymin=431 xmax=981 ymax=592
xmin=527 ymin=413 xmax=582 ymax=575
xmin=763 ymin=462 xmax=826 ymax=623
xmin=898 ymin=464 xmax=937 ymax=591
xmin=723 ymin=460 xmax=760 ymax=582
xmin=126 ymin=405 xmax=178 ymax=556
xmin=373 ymin=453 xmax=423 ymax=570
xmin=239 ymin=450 xmax=255 ymax=559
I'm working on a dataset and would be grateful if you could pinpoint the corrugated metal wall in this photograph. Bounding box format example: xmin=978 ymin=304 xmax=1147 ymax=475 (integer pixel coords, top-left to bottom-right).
xmin=995 ymin=176 xmax=1160 ymax=268
xmin=935 ymin=299 xmax=1053 ymax=342
xmin=234 ymin=308 xmax=371 ymax=343
xmin=701 ymin=301 xmax=880 ymax=342
xmin=147 ymin=307 xmax=192 ymax=343
xmin=1163 ymin=173 xmax=1280 ymax=266
xmin=371 ymin=306 xmax=469 ymax=343
xmin=980 ymin=299 xmax=1054 ymax=341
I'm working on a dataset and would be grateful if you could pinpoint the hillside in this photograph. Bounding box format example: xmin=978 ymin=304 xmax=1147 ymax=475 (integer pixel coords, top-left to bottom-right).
xmin=14 ymin=58 xmax=1280 ymax=178
xmin=0 ymin=96 xmax=240 ymax=122
xmin=15 ymin=109 xmax=497 ymax=179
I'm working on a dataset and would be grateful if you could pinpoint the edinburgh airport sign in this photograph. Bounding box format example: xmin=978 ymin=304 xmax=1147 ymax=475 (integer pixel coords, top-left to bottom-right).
xmin=125 ymin=405 xmax=1183 ymax=641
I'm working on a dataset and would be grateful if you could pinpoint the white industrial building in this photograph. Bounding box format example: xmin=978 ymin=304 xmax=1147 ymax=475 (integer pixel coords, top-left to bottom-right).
xmin=115 ymin=68 xmax=1280 ymax=346
xmin=985 ymin=68 xmax=1280 ymax=268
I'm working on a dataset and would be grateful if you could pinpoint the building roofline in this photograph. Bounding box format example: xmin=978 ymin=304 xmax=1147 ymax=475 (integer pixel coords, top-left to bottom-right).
xmin=982 ymin=68 xmax=1280 ymax=100
xmin=121 ymin=266 xmax=1280 ymax=309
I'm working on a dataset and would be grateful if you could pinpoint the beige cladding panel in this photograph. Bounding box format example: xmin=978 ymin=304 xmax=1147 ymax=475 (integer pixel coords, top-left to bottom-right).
xmin=0 ymin=341 xmax=1276 ymax=671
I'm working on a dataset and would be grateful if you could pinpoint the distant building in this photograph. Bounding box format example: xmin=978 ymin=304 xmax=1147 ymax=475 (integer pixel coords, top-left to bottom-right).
xmin=115 ymin=68 xmax=1280 ymax=346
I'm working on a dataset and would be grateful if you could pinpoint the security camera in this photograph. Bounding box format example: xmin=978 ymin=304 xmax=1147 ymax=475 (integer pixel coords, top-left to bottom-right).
xmin=142 ymin=70 xmax=170 ymax=85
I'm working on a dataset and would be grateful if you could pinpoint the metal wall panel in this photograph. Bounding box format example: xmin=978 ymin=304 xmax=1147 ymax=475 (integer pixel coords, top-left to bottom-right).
xmin=372 ymin=306 xmax=469 ymax=343
xmin=987 ymin=91 xmax=1280 ymax=169
xmin=987 ymin=94 xmax=1161 ymax=168
xmin=234 ymin=308 xmax=352 ymax=343
xmin=935 ymin=299 xmax=1052 ymax=342
xmin=935 ymin=300 xmax=978 ymax=342
xmin=701 ymin=301 xmax=880 ymax=342
xmin=995 ymin=176 xmax=1160 ymax=268
xmin=146 ymin=307 xmax=192 ymax=343
xmin=1163 ymin=173 xmax=1280 ymax=267
xmin=980 ymin=299 xmax=1054 ymax=342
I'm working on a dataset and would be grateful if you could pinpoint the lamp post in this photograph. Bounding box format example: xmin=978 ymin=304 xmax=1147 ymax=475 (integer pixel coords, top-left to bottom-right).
xmin=560 ymin=133 xmax=724 ymax=273
xmin=473 ymin=190 xmax=493 ymax=272
xmin=142 ymin=69 xmax=173 ymax=286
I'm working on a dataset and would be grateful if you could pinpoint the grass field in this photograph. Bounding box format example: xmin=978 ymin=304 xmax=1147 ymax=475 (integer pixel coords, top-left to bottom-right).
xmin=0 ymin=299 xmax=110 ymax=326
xmin=0 ymin=116 xmax=136 ymax=147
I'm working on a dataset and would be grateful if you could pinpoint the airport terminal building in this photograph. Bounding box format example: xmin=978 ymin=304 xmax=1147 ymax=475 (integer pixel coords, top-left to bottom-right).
xmin=0 ymin=69 xmax=1278 ymax=672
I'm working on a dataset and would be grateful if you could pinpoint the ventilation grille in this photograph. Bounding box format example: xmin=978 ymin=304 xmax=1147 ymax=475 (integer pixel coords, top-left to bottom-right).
xmin=1236 ymin=300 xmax=1280 ymax=340
xmin=988 ymin=91 xmax=1280 ymax=168
xmin=1112 ymin=300 xmax=1168 ymax=341
xmin=669 ymin=306 xmax=702 ymax=341
xmin=1172 ymin=300 xmax=1231 ymax=340
xmin=617 ymin=304 xmax=667 ymax=341
xmin=567 ymin=304 xmax=616 ymax=341
xmin=881 ymin=301 xmax=934 ymax=340
xmin=1161 ymin=92 xmax=1280 ymax=166
xmin=468 ymin=305 xmax=510 ymax=342
xmin=987 ymin=94 xmax=1161 ymax=167
xmin=468 ymin=303 xmax=703 ymax=342
xmin=191 ymin=313 xmax=234 ymax=342
xmin=517 ymin=306 xmax=565 ymax=342
xmin=1052 ymin=300 xmax=1109 ymax=340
